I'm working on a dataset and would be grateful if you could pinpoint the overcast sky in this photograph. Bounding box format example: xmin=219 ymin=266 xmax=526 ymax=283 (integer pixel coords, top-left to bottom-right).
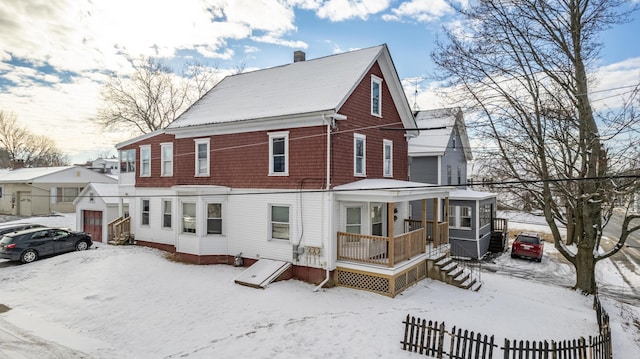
xmin=1 ymin=0 xmax=639 ymax=164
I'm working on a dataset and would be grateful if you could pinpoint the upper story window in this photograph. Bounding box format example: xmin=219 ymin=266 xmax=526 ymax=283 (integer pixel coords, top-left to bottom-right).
xmin=268 ymin=131 xmax=289 ymax=176
xmin=383 ymin=139 xmax=393 ymax=178
xmin=452 ymin=128 xmax=458 ymax=150
xmin=140 ymin=145 xmax=151 ymax=177
xmin=457 ymin=166 xmax=462 ymax=184
xmin=194 ymin=138 xmax=210 ymax=177
xmin=371 ymin=75 xmax=382 ymax=117
xmin=354 ymin=133 xmax=366 ymax=177
xmin=161 ymin=143 xmax=173 ymax=177
xmin=447 ymin=165 xmax=452 ymax=185
xmin=119 ymin=149 xmax=136 ymax=173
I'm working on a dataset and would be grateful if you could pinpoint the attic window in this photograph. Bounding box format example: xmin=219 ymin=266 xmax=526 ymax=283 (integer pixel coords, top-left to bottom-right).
xmin=371 ymin=75 xmax=382 ymax=117
xmin=89 ymin=192 xmax=94 ymax=203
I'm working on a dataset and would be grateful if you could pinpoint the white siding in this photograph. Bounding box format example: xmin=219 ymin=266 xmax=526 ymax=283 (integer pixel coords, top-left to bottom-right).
xmin=133 ymin=188 xmax=176 ymax=246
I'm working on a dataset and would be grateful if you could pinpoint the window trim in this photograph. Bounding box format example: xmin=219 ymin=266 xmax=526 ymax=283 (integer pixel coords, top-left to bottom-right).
xmin=194 ymin=138 xmax=210 ymax=177
xmin=383 ymin=139 xmax=393 ymax=178
xmin=141 ymin=198 xmax=150 ymax=227
xmin=160 ymin=142 xmax=173 ymax=177
xmin=162 ymin=199 xmax=172 ymax=229
xmin=140 ymin=145 xmax=151 ymax=177
xmin=449 ymin=205 xmax=473 ymax=230
xmin=354 ymin=133 xmax=366 ymax=177
xmin=181 ymin=201 xmax=197 ymax=234
xmin=206 ymin=202 xmax=223 ymax=235
xmin=269 ymin=204 xmax=290 ymax=241
xmin=345 ymin=205 xmax=363 ymax=235
xmin=371 ymin=75 xmax=383 ymax=117
xmin=268 ymin=131 xmax=289 ymax=176
xmin=119 ymin=149 xmax=136 ymax=173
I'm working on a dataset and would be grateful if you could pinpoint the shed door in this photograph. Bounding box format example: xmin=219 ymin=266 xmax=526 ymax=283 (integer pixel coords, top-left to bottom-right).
xmin=17 ymin=191 xmax=32 ymax=216
xmin=83 ymin=210 xmax=103 ymax=243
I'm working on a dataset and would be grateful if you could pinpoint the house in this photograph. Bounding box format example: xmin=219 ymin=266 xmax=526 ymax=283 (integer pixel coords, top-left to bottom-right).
xmin=108 ymin=44 xmax=458 ymax=297
xmin=85 ymin=158 xmax=120 ymax=175
xmin=408 ymin=108 xmax=505 ymax=259
xmin=73 ymin=182 xmax=127 ymax=243
xmin=0 ymin=166 xmax=117 ymax=216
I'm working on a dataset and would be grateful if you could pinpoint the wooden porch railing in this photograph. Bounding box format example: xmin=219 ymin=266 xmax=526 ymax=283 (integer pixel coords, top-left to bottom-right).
xmin=107 ymin=216 xmax=131 ymax=244
xmin=405 ymin=219 xmax=449 ymax=247
xmin=337 ymin=228 xmax=425 ymax=268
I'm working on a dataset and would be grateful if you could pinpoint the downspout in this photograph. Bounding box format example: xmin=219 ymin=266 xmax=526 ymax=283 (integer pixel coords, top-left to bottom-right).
xmin=315 ymin=114 xmax=335 ymax=291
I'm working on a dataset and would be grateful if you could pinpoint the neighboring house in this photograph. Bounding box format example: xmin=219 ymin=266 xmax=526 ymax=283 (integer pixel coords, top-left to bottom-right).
xmin=74 ymin=182 xmax=128 ymax=243
xmin=110 ymin=44 xmax=453 ymax=297
xmin=409 ymin=108 xmax=503 ymax=259
xmin=0 ymin=166 xmax=118 ymax=216
xmin=86 ymin=158 xmax=120 ymax=175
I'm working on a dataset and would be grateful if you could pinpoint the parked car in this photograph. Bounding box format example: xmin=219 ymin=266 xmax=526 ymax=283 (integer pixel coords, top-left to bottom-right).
xmin=511 ymin=232 xmax=544 ymax=262
xmin=0 ymin=227 xmax=93 ymax=264
xmin=0 ymin=223 xmax=45 ymax=236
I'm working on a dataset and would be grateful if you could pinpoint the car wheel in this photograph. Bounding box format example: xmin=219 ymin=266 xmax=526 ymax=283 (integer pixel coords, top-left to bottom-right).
xmin=75 ymin=241 xmax=89 ymax=251
xmin=510 ymin=253 xmax=516 ymax=258
xmin=536 ymin=257 xmax=542 ymax=263
xmin=21 ymin=249 xmax=38 ymax=264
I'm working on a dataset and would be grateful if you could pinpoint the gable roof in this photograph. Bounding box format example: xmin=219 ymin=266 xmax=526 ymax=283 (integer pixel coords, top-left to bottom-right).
xmin=0 ymin=166 xmax=117 ymax=184
xmin=166 ymin=44 xmax=416 ymax=136
xmin=74 ymin=182 xmax=120 ymax=205
xmin=408 ymin=108 xmax=473 ymax=161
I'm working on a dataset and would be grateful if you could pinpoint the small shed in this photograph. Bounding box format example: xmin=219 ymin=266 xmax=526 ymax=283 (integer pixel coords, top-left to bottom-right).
xmin=73 ymin=182 xmax=121 ymax=243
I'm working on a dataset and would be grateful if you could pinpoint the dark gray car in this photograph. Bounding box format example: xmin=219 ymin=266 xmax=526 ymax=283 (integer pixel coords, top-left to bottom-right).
xmin=0 ymin=227 xmax=93 ymax=263
xmin=0 ymin=223 xmax=45 ymax=236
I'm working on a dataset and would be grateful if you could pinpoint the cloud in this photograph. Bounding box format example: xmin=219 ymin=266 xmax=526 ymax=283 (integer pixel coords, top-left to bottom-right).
xmin=314 ymin=0 xmax=391 ymax=22
xmin=383 ymin=0 xmax=453 ymax=22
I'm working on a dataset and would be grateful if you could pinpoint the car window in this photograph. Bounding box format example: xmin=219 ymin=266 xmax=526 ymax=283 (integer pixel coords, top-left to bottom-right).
xmin=517 ymin=235 xmax=540 ymax=244
xmin=0 ymin=236 xmax=12 ymax=245
xmin=30 ymin=230 xmax=51 ymax=240
xmin=52 ymin=230 xmax=70 ymax=238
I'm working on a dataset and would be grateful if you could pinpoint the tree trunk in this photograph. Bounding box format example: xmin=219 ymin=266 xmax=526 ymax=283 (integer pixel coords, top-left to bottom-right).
xmin=574 ymin=243 xmax=597 ymax=293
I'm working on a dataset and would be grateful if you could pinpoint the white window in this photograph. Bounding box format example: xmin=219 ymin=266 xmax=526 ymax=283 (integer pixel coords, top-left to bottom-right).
xmin=182 ymin=202 xmax=196 ymax=234
xmin=447 ymin=165 xmax=452 ymax=185
xmin=270 ymin=205 xmax=290 ymax=240
xmin=450 ymin=205 xmax=472 ymax=230
xmin=56 ymin=187 xmax=82 ymax=203
xmin=162 ymin=199 xmax=172 ymax=229
xmin=161 ymin=143 xmax=173 ymax=177
xmin=141 ymin=199 xmax=150 ymax=226
xmin=383 ymin=139 xmax=393 ymax=177
xmin=207 ymin=203 xmax=222 ymax=234
xmin=119 ymin=149 xmax=135 ymax=173
xmin=354 ymin=134 xmax=366 ymax=177
xmin=140 ymin=145 xmax=151 ymax=177
xmin=268 ymin=131 xmax=289 ymax=175
xmin=371 ymin=75 xmax=382 ymax=117
xmin=479 ymin=204 xmax=491 ymax=228
xmin=194 ymin=138 xmax=210 ymax=176
xmin=371 ymin=203 xmax=384 ymax=236
xmin=346 ymin=207 xmax=362 ymax=234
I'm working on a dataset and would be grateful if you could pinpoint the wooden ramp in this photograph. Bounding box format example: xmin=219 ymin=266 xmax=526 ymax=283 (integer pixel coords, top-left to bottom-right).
xmin=234 ymin=259 xmax=292 ymax=289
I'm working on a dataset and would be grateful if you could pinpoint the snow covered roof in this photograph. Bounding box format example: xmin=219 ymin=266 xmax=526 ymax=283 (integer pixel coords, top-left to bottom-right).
xmin=74 ymin=183 xmax=120 ymax=205
xmin=0 ymin=166 xmax=117 ymax=184
xmin=449 ymin=189 xmax=496 ymax=201
xmin=334 ymin=179 xmax=451 ymax=202
xmin=166 ymin=44 xmax=415 ymax=134
xmin=408 ymin=108 xmax=473 ymax=161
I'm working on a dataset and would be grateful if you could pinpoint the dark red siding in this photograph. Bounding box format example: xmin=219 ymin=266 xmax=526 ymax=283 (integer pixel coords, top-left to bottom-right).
xmin=121 ymin=60 xmax=408 ymax=190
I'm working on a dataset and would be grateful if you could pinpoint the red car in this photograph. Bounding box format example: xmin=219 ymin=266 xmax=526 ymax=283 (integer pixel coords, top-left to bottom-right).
xmin=511 ymin=232 xmax=543 ymax=262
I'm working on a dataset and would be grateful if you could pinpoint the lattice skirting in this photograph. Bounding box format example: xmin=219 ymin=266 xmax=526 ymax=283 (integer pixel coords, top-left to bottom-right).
xmin=335 ymin=261 xmax=428 ymax=297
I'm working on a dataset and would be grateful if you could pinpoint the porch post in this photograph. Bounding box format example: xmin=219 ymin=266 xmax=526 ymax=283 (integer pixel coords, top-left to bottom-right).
xmin=421 ymin=199 xmax=427 ymax=240
xmin=388 ymin=202 xmax=395 ymax=268
xmin=432 ymin=198 xmax=439 ymax=247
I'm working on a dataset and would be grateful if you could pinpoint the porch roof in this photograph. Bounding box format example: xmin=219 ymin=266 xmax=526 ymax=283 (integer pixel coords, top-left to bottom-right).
xmin=334 ymin=179 xmax=451 ymax=202
xmin=449 ymin=189 xmax=497 ymax=201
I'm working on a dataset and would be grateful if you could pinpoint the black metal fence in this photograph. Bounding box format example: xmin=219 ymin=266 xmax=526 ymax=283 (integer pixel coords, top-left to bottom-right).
xmin=401 ymin=295 xmax=612 ymax=359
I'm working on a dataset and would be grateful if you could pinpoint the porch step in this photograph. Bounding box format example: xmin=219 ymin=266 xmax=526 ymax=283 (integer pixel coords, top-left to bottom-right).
xmin=427 ymin=254 xmax=482 ymax=292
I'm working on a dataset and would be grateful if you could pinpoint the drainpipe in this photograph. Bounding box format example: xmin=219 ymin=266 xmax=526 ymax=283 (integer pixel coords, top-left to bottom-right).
xmin=314 ymin=113 xmax=344 ymax=292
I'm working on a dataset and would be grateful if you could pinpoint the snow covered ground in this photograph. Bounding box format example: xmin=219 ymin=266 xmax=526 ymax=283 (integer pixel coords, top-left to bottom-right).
xmin=0 ymin=213 xmax=639 ymax=358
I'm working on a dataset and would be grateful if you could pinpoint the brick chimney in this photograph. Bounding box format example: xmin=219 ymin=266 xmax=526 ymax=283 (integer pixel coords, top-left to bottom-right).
xmin=294 ymin=50 xmax=306 ymax=62
xmin=10 ymin=159 xmax=25 ymax=170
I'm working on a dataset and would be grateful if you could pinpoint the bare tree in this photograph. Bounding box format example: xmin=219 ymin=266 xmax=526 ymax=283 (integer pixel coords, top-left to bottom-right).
xmin=0 ymin=110 xmax=69 ymax=167
xmin=432 ymin=0 xmax=640 ymax=293
xmin=96 ymin=56 xmax=220 ymax=135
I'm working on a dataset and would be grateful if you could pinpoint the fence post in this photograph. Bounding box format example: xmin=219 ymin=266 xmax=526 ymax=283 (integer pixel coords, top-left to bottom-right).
xmin=419 ymin=318 xmax=427 ymax=355
xmin=437 ymin=321 xmax=446 ymax=359
xmin=503 ymin=338 xmax=510 ymax=359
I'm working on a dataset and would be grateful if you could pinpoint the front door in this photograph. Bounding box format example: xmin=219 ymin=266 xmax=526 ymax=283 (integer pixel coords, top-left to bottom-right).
xmin=83 ymin=210 xmax=103 ymax=242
